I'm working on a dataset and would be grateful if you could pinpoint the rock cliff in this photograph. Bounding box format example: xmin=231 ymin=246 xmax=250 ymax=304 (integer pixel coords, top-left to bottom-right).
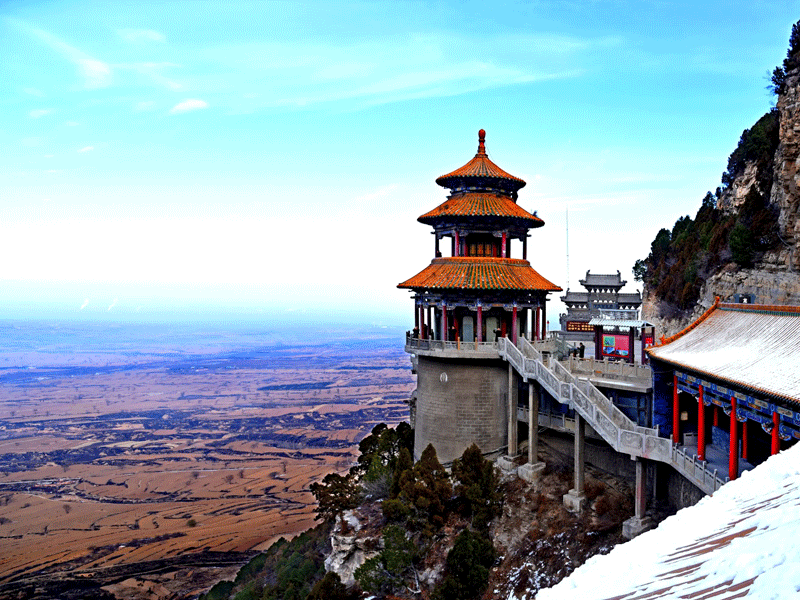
xmin=643 ymin=69 xmax=800 ymax=337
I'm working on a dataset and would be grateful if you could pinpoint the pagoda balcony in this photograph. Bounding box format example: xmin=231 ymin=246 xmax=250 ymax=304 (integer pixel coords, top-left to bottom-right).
xmin=405 ymin=336 xmax=500 ymax=359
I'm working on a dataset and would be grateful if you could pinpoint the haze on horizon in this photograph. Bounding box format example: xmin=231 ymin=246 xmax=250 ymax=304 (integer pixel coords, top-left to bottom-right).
xmin=3 ymin=1 xmax=799 ymax=324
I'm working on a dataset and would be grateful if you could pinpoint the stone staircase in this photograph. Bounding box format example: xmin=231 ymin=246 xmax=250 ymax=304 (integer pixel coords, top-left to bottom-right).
xmin=497 ymin=337 xmax=726 ymax=494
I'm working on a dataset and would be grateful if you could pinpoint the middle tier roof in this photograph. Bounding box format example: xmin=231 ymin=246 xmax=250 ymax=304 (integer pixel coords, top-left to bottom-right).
xmin=398 ymin=257 xmax=562 ymax=292
xmin=418 ymin=192 xmax=544 ymax=228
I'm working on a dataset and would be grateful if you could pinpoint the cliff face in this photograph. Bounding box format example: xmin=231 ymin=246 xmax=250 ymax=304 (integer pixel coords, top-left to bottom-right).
xmin=643 ymin=71 xmax=800 ymax=337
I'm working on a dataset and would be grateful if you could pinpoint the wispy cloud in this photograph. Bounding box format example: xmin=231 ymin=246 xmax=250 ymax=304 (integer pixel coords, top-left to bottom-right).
xmin=107 ymin=298 xmax=118 ymax=312
xmin=199 ymin=32 xmax=600 ymax=112
xmin=23 ymin=87 xmax=44 ymax=97
xmin=29 ymin=109 xmax=52 ymax=118
xmin=11 ymin=19 xmax=112 ymax=89
xmin=80 ymin=298 xmax=89 ymax=310
xmin=169 ymin=99 xmax=208 ymax=114
xmin=77 ymin=146 xmax=94 ymax=153
xmin=135 ymin=100 xmax=156 ymax=111
xmin=117 ymin=28 xmax=166 ymax=43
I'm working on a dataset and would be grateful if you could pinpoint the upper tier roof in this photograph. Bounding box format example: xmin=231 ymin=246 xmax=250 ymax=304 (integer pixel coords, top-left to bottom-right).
xmin=398 ymin=257 xmax=562 ymax=292
xmin=418 ymin=192 xmax=544 ymax=228
xmin=647 ymin=301 xmax=800 ymax=404
xmin=435 ymin=130 xmax=526 ymax=194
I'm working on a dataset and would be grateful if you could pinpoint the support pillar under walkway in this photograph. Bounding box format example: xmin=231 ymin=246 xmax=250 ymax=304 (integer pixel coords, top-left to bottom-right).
xmin=519 ymin=381 xmax=545 ymax=483
xmin=563 ymin=413 xmax=586 ymax=512
xmin=498 ymin=362 xmax=520 ymax=474
xmin=623 ymin=457 xmax=653 ymax=539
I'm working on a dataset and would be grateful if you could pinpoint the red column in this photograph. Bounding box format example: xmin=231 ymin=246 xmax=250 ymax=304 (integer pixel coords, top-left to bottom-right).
xmin=523 ymin=236 xmax=527 ymax=260
xmin=501 ymin=232 xmax=507 ymax=258
xmin=512 ymin=306 xmax=518 ymax=345
xmin=476 ymin=305 xmax=483 ymax=343
xmin=697 ymin=385 xmax=706 ymax=462
xmin=541 ymin=303 xmax=547 ymax=340
xmin=729 ymin=397 xmax=738 ymax=481
xmin=772 ymin=411 xmax=780 ymax=455
xmin=454 ymin=231 xmax=460 ymax=257
xmin=713 ymin=406 xmax=719 ymax=427
xmin=441 ymin=305 xmax=447 ymax=341
xmin=742 ymin=418 xmax=748 ymax=461
xmin=672 ymin=374 xmax=680 ymax=445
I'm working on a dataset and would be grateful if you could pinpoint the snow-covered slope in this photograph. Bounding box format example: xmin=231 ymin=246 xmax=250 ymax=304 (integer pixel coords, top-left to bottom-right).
xmin=536 ymin=443 xmax=800 ymax=600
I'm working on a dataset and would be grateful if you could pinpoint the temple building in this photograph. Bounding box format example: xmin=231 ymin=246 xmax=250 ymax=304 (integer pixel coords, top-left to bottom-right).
xmin=648 ymin=300 xmax=800 ymax=484
xmin=398 ymin=129 xmax=561 ymax=463
xmin=560 ymin=271 xmax=642 ymax=338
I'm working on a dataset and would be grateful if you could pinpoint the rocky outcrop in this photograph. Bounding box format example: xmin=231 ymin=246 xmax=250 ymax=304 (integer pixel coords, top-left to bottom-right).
xmin=717 ymin=161 xmax=762 ymax=214
xmin=323 ymin=508 xmax=381 ymax=587
xmin=771 ymin=70 xmax=800 ymax=270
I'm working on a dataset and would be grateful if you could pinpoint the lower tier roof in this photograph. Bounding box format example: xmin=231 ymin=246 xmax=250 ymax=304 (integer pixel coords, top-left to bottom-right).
xmin=398 ymin=257 xmax=562 ymax=292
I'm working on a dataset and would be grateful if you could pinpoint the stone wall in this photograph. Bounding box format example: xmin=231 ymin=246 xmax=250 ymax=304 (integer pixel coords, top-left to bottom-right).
xmin=414 ymin=355 xmax=509 ymax=464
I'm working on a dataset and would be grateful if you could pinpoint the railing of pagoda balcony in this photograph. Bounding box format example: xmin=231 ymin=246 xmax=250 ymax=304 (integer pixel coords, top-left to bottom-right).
xmin=405 ymin=336 xmax=498 ymax=355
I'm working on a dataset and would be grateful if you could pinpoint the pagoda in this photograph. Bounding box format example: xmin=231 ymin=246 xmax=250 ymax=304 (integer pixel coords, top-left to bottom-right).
xmin=398 ymin=129 xmax=561 ymax=462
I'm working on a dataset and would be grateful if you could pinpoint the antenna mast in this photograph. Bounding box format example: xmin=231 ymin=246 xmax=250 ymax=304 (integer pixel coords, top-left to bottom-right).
xmin=565 ymin=206 xmax=570 ymax=291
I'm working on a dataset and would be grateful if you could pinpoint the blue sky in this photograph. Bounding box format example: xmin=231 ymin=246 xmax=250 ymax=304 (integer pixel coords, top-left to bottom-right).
xmin=2 ymin=1 xmax=799 ymax=324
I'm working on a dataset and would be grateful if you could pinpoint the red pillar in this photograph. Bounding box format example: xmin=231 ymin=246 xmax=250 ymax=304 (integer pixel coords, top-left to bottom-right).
xmin=512 ymin=306 xmax=518 ymax=345
xmin=772 ymin=411 xmax=780 ymax=455
xmin=729 ymin=397 xmax=738 ymax=481
xmin=454 ymin=231 xmax=460 ymax=257
xmin=742 ymin=418 xmax=748 ymax=461
xmin=697 ymin=385 xmax=706 ymax=462
xmin=541 ymin=303 xmax=547 ymax=340
xmin=476 ymin=305 xmax=483 ymax=343
xmin=672 ymin=374 xmax=680 ymax=445
xmin=713 ymin=406 xmax=719 ymax=427
xmin=501 ymin=232 xmax=507 ymax=258
xmin=441 ymin=305 xmax=447 ymax=341
xmin=523 ymin=236 xmax=527 ymax=260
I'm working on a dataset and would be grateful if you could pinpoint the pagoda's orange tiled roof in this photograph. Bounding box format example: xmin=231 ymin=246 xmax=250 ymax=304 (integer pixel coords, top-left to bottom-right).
xmin=435 ymin=130 xmax=526 ymax=191
xmin=398 ymin=258 xmax=562 ymax=292
xmin=418 ymin=192 xmax=544 ymax=227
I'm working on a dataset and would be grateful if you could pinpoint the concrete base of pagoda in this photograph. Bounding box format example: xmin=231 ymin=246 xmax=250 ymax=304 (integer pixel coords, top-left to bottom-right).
xmin=413 ymin=354 xmax=509 ymax=464
xmin=518 ymin=461 xmax=545 ymax=483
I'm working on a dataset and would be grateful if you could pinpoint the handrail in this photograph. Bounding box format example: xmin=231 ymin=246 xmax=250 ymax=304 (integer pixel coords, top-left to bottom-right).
xmin=498 ymin=337 xmax=671 ymax=462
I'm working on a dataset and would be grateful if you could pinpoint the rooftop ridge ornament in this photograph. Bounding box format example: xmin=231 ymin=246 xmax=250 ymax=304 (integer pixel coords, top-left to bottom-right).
xmin=434 ymin=129 xmax=526 ymax=193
